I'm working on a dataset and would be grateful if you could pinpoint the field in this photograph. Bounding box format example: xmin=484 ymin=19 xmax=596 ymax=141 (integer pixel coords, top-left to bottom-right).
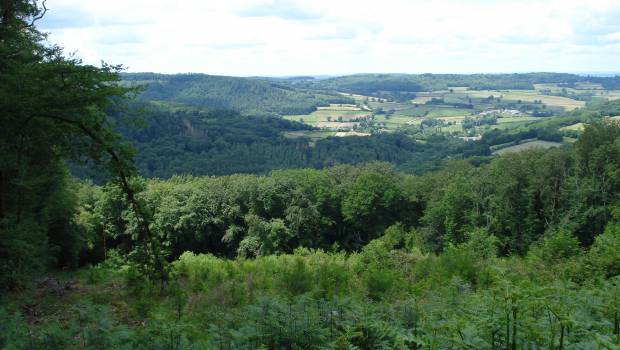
xmin=283 ymin=130 xmax=337 ymax=145
xmin=284 ymin=104 xmax=371 ymax=128
xmin=281 ymin=84 xmax=620 ymax=144
xmin=288 ymin=87 xmax=586 ymax=129
xmin=609 ymin=91 xmax=620 ymax=100
xmin=285 ymin=99 xmax=557 ymax=139
xmin=461 ymin=90 xmax=585 ymax=110
xmin=492 ymin=140 xmax=563 ymax=155
xmin=560 ymin=122 xmax=586 ymax=132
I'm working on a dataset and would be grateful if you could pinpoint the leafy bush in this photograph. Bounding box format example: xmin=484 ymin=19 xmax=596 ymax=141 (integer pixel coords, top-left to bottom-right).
xmin=588 ymin=223 xmax=620 ymax=277
xmin=529 ymin=229 xmax=583 ymax=264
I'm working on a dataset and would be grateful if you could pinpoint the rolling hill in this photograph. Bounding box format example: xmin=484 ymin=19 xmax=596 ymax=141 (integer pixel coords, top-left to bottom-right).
xmin=122 ymin=73 xmax=354 ymax=116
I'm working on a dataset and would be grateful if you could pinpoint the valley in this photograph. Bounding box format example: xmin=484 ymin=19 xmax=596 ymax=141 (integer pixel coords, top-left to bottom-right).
xmin=4 ymin=1 xmax=620 ymax=348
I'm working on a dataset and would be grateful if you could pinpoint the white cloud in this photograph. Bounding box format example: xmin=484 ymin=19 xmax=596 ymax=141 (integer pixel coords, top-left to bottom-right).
xmin=38 ymin=0 xmax=620 ymax=75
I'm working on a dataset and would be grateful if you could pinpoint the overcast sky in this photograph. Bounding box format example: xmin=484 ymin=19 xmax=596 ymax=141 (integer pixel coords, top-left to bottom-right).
xmin=39 ymin=0 xmax=620 ymax=76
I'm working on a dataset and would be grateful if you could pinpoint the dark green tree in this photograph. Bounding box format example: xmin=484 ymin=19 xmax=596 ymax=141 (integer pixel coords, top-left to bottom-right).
xmin=0 ymin=0 xmax=164 ymax=289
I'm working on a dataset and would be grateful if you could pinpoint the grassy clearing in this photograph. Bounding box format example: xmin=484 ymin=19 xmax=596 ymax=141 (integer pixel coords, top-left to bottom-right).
xmin=284 ymin=105 xmax=371 ymax=127
xmin=411 ymin=95 xmax=434 ymax=104
xmin=283 ymin=130 xmax=337 ymax=145
xmin=493 ymin=140 xmax=563 ymax=155
xmin=317 ymin=104 xmax=360 ymax=111
xmin=560 ymin=122 xmax=586 ymax=132
xmin=497 ymin=116 xmax=541 ymax=123
xmin=334 ymin=131 xmax=371 ymax=137
xmin=374 ymin=114 xmax=419 ymax=126
xmin=283 ymin=130 xmax=336 ymax=139
xmin=338 ymin=92 xmax=373 ymax=102
xmin=563 ymin=136 xmax=578 ymax=143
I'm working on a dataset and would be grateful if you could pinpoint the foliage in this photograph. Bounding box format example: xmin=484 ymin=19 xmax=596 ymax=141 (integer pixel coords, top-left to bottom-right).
xmin=78 ymin=103 xmax=491 ymax=179
xmin=293 ymin=72 xmax=613 ymax=94
xmin=0 ymin=0 xmax=168 ymax=291
xmin=124 ymin=72 xmax=354 ymax=116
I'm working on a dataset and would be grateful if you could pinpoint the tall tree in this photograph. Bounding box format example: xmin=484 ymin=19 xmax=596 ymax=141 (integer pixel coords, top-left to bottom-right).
xmin=0 ymin=0 xmax=164 ymax=290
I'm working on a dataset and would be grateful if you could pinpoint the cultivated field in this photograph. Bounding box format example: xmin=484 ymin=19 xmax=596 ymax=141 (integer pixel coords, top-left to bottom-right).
xmin=284 ymin=104 xmax=371 ymax=127
xmin=283 ymin=85 xmax=609 ymax=139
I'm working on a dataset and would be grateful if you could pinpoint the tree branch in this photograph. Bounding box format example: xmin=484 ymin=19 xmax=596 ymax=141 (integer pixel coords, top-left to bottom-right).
xmin=26 ymin=112 xmax=166 ymax=280
xmin=27 ymin=0 xmax=47 ymax=27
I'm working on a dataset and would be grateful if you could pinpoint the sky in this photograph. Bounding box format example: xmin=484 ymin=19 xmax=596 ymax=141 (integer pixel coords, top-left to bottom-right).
xmin=39 ymin=0 xmax=620 ymax=76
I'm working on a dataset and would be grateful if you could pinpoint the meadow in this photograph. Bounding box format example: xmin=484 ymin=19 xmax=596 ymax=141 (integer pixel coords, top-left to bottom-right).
xmin=284 ymin=104 xmax=372 ymax=128
xmin=492 ymin=140 xmax=563 ymax=155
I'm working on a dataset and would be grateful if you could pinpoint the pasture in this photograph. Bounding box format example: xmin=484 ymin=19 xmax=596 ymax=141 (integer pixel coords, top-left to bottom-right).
xmin=492 ymin=140 xmax=563 ymax=155
xmin=284 ymin=104 xmax=371 ymax=127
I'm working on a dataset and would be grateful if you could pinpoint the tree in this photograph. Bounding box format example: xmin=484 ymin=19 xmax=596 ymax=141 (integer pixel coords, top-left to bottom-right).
xmin=0 ymin=0 xmax=164 ymax=289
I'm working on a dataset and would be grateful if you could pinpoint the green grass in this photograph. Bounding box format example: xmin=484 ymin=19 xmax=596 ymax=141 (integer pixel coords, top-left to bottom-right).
xmin=559 ymin=122 xmax=586 ymax=132
xmin=492 ymin=140 xmax=563 ymax=155
xmin=497 ymin=116 xmax=541 ymax=123
xmin=284 ymin=104 xmax=371 ymax=127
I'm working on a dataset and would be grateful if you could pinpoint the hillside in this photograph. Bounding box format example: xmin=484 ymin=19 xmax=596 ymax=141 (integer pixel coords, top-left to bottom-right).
xmin=85 ymin=103 xmax=489 ymax=179
xmin=123 ymin=73 xmax=354 ymax=116
xmin=285 ymin=73 xmax=620 ymax=101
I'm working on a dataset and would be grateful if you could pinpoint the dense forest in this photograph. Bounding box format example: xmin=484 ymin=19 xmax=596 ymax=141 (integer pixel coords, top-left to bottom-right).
xmin=5 ymin=121 xmax=620 ymax=348
xmin=102 ymin=105 xmax=488 ymax=178
xmin=99 ymin=99 xmax=619 ymax=179
xmin=63 ymin=123 xmax=620 ymax=262
xmin=4 ymin=1 xmax=620 ymax=349
xmin=123 ymin=73 xmax=354 ymax=116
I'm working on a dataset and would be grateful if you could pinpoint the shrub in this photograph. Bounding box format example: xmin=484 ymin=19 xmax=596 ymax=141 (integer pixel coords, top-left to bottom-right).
xmin=588 ymin=223 xmax=620 ymax=277
xmin=462 ymin=228 xmax=498 ymax=261
xmin=364 ymin=266 xmax=398 ymax=301
xmin=528 ymin=229 xmax=582 ymax=264
xmin=281 ymin=256 xmax=313 ymax=296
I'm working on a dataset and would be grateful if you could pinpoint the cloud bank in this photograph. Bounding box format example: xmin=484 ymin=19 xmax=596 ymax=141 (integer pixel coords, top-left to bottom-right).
xmin=39 ymin=0 xmax=620 ymax=76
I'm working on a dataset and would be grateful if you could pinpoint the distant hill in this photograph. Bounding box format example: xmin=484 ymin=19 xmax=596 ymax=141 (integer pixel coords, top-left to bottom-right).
xmin=122 ymin=73 xmax=620 ymax=116
xmin=287 ymin=73 xmax=620 ymax=99
xmin=314 ymin=73 xmax=584 ymax=91
xmin=73 ymin=102 xmax=489 ymax=180
xmin=122 ymin=73 xmax=354 ymax=116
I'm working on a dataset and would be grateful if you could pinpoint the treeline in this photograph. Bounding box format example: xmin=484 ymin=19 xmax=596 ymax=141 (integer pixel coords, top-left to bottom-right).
xmin=569 ymin=98 xmax=620 ymax=118
xmin=66 ymin=122 xmax=620 ymax=268
xmin=295 ymin=72 xmax=612 ymax=95
xmin=123 ymin=73 xmax=354 ymax=116
xmin=481 ymin=127 xmax=563 ymax=146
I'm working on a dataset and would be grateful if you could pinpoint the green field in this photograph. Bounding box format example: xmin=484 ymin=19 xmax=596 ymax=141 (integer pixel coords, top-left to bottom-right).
xmin=284 ymin=85 xmax=618 ymax=142
xmin=284 ymin=104 xmax=371 ymax=128
xmin=559 ymin=122 xmax=586 ymax=132
xmin=492 ymin=139 xmax=563 ymax=155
